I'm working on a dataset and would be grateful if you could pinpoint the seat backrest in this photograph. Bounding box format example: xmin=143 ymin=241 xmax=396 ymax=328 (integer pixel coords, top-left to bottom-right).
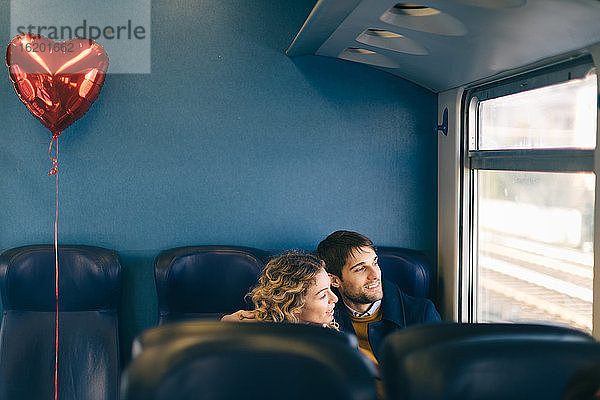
xmin=131 ymin=318 xmax=361 ymax=357
xmin=122 ymin=321 xmax=377 ymax=400
xmin=380 ymin=322 xmax=598 ymax=400
xmin=377 ymin=246 xmax=433 ymax=298
xmin=0 ymin=244 xmax=122 ymax=400
xmin=154 ymin=246 xmax=268 ymax=324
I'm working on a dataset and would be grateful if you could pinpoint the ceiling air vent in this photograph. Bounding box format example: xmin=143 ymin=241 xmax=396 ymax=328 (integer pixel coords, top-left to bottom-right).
xmin=380 ymin=3 xmax=467 ymax=36
xmin=391 ymin=3 xmax=440 ymax=17
xmin=338 ymin=48 xmax=401 ymax=68
xmin=356 ymin=29 xmax=428 ymax=55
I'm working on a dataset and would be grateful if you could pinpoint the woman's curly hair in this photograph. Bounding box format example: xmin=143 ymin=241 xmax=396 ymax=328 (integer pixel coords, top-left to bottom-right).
xmin=248 ymin=253 xmax=334 ymax=327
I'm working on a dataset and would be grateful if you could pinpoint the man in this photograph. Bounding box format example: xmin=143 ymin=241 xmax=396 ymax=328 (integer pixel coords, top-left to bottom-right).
xmin=316 ymin=230 xmax=440 ymax=364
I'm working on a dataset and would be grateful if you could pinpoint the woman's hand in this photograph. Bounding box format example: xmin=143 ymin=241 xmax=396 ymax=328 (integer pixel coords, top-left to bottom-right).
xmin=221 ymin=309 xmax=257 ymax=322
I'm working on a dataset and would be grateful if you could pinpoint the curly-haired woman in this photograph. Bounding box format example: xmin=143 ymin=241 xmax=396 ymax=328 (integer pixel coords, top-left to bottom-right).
xmin=222 ymin=253 xmax=338 ymax=329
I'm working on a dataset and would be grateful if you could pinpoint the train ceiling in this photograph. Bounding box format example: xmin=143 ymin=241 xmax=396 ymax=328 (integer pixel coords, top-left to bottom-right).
xmin=287 ymin=0 xmax=600 ymax=92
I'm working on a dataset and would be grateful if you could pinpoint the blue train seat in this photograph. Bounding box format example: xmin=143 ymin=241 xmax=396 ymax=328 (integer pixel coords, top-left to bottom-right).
xmin=0 ymin=244 xmax=122 ymax=400
xmin=380 ymin=322 xmax=598 ymax=400
xmin=154 ymin=245 xmax=269 ymax=324
xmin=376 ymin=246 xmax=433 ymax=298
xmin=122 ymin=321 xmax=377 ymax=400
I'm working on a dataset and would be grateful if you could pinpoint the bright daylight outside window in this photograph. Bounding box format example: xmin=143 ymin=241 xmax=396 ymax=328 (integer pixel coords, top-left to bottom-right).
xmin=467 ymin=62 xmax=597 ymax=333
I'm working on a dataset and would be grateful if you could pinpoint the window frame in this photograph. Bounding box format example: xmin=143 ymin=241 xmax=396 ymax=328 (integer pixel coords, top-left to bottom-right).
xmin=459 ymin=55 xmax=597 ymax=327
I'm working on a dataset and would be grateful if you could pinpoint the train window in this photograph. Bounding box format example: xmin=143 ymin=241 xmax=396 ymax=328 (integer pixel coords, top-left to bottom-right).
xmin=478 ymin=74 xmax=596 ymax=150
xmin=463 ymin=57 xmax=597 ymax=333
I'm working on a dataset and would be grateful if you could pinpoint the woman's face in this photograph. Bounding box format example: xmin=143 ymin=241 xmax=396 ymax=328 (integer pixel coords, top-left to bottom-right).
xmin=295 ymin=268 xmax=338 ymax=325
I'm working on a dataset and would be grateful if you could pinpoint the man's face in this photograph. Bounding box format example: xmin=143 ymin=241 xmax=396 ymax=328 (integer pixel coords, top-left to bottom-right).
xmin=331 ymin=246 xmax=383 ymax=306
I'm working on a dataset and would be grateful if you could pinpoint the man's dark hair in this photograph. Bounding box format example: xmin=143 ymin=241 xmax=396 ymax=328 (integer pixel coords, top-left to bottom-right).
xmin=316 ymin=230 xmax=376 ymax=278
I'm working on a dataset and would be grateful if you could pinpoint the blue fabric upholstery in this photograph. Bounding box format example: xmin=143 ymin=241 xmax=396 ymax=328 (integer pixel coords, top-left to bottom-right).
xmin=376 ymin=247 xmax=433 ymax=298
xmin=154 ymin=246 xmax=269 ymax=324
xmin=131 ymin=318 xmax=361 ymax=358
xmin=122 ymin=321 xmax=377 ymax=400
xmin=380 ymin=322 xmax=598 ymax=400
xmin=0 ymin=244 xmax=121 ymax=400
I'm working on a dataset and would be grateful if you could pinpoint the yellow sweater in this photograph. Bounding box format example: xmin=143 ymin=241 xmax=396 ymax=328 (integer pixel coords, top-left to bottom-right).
xmin=349 ymin=306 xmax=383 ymax=365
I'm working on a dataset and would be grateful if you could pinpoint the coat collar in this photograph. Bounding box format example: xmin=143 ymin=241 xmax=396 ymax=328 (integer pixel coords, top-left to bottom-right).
xmin=380 ymin=279 xmax=406 ymax=327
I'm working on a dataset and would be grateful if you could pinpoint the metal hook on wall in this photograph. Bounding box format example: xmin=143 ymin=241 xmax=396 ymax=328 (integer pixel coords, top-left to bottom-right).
xmin=437 ymin=107 xmax=448 ymax=136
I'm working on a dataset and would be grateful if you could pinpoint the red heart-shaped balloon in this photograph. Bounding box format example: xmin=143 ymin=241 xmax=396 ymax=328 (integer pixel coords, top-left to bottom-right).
xmin=5 ymin=34 xmax=109 ymax=137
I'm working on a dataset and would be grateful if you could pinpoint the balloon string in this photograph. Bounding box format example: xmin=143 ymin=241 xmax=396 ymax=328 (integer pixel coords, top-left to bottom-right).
xmin=49 ymin=133 xmax=60 ymax=400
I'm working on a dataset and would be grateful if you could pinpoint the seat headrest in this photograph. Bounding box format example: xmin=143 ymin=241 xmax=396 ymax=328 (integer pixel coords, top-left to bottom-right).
xmin=0 ymin=245 xmax=121 ymax=311
xmin=154 ymin=246 xmax=268 ymax=323
xmin=381 ymin=322 xmax=593 ymax=355
xmin=394 ymin=340 xmax=600 ymax=400
xmin=132 ymin=319 xmax=359 ymax=357
xmin=123 ymin=321 xmax=377 ymax=400
xmin=381 ymin=323 xmax=598 ymax=400
xmin=377 ymin=247 xmax=432 ymax=298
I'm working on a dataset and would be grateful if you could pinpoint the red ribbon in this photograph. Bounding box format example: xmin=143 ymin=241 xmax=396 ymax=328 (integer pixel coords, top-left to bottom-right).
xmin=48 ymin=133 xmax=60 ymax=176
xmin=48 ymin=133 xmax=60 ymax=400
